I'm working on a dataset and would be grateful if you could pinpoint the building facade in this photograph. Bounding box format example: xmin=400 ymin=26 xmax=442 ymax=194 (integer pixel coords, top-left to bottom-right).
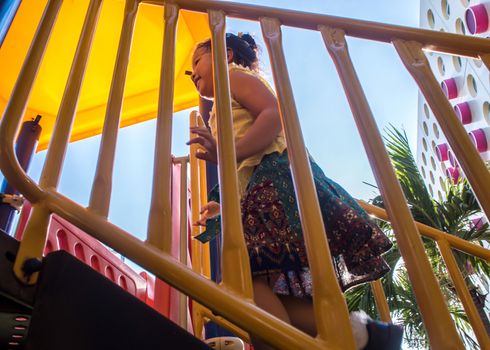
xmin=418 ymin=0 xmax=490 ymax=202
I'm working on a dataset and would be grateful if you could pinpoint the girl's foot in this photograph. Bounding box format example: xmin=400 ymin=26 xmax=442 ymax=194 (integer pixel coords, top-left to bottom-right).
xmin=350 ymin=311 xmax=403 ymax=350
xmin=363 ymin=320 xmax=403 ymax=350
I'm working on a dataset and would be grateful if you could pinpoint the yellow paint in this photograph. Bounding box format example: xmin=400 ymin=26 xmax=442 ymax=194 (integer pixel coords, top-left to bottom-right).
xmin=0 ymin=0 xmax=209 ymax=150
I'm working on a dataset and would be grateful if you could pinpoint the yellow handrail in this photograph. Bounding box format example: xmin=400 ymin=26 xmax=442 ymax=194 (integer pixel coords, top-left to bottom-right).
xmin=1 ymin=1 xmax=490 ymax=349
xmin=360 ymin=200 xmax=490 ymax=349
xmin=261 ymin=17 xmax=354 ymax=348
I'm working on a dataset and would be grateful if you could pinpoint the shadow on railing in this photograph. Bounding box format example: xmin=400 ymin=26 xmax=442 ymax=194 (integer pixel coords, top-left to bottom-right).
xmin=1 ymin=0 xmax=490 ymax=349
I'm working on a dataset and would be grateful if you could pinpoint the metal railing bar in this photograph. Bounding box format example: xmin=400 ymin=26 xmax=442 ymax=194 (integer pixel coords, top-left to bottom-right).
xmin=89 ymin=0 xmax=139 ymax=217
xmin=437 ymin=239 xmax=490 ymax=349
xmin=208 ymin=9 xmax=253 ymax=299
xmin=0 ymin=0 xmax=63 ymax=202
xmin=261 ymin=17 xmax=355 ymax=348
xmin=147 ymin=2 xmax=179 ymax=253
xmin=360 ymin=201 xmax=490 ymax=261
xmin=320 ymin=26 xmax=464 ymax=349
xmin=13 ymin=0 xmax=103 ymax=284
xmin=370 ymin=280 xmax=392 ymax=323
xmin=44 ymin=188 xmax=328 ymax=350
xmin=143 ymin=0 xmax=490 ymax=58
xmin=175 ymin=156 xmax=190 ymax=329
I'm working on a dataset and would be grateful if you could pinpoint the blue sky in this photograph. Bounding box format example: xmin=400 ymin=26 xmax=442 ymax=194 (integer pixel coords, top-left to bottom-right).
xmin=3 ymin=1 xmax=421 ymax=241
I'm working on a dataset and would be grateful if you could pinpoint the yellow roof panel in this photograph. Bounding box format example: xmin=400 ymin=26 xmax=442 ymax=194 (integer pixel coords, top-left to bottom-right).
xmin=0 ymin=0 xmax=209 ymax=150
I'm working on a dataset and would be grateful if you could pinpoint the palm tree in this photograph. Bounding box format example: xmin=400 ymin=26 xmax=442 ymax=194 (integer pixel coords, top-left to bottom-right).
xmin=346 ymin=126 xmax=490 ymax=349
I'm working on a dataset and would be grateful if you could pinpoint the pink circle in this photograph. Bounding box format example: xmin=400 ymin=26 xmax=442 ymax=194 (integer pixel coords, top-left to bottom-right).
xmin=435 ymin=143 xmax=449 ymax=161
xmin=447 ymin=149 xmax=459 ymax=167
xmin=454 ymin=102 xmax=472 ymax=124
xmin=469 ymin=128 xmax=489 ymax=152
xmin=465 ymin=4 xmax=489 ymax=35
xmin=446 ymin=167 xmax=460 ymax=183
xmin=441 ymin=78 xmax=458 ymax=99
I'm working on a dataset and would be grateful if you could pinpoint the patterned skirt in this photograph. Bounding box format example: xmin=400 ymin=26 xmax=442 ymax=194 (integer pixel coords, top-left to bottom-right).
xmin=196 ymin=151 xmax=392 ymax=297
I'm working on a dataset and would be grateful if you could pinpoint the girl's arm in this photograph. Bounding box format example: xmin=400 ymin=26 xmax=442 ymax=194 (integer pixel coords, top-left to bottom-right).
xmin=229 ymin=70 xmax=283 ymax=162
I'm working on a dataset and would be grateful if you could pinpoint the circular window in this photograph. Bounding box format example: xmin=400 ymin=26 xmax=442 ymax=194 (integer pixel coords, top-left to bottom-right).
xmin=422 ymin=152 xmax=427 ymax=165
xmin=483 ymin=101 xmax=490 ymax=124
xmin=424 ymin=103 xmax=431 ymax=119
xmin=467 ymin=74 xmax=478 ymax=97
xmin=427 ymin=9 xmax=436 ymax=28
xmin=429 ymin=184 xmax=434 ymax=196
xmin=423 ymin=121 xmax=429 ymax=136
xmin=438 ymin=191 xmax=443 ymax=202
xmin=452 ymin=56 xmax=462 ymax=72
xmin=441 ymin=0 xmax=451 ymax=19
xmin=421 ymin=166 xmax=426 ymax=178
xmin=433 ymin=123 xmax=440 ymax=139
xmin=456 ymin=18 xmax=466 ymax=34
xmin=430 ymin=171 xmax=435 ymax=184
xmin=473 ymin=59 xmax=483 ymax=68
xmin=432 ymin=140 xmax=437 ymax=153
xmin=423 ymin=137 xmax=428 ymax=151
xmin=431 ymin=156 xmax=437 ymax=171
xmin=439 ymin=176 xmax=445 ymax=189
xmin=437 ymin=56 xmax=446 ymax=75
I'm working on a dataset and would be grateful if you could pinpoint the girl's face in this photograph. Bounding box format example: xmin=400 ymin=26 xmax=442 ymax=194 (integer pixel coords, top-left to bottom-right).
xmin=191 ymin=47 xmax=214 ymax=98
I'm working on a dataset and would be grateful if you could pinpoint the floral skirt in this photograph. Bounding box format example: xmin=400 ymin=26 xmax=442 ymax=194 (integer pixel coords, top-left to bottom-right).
xmin=196 ymin=151 xmax=392 ymax=297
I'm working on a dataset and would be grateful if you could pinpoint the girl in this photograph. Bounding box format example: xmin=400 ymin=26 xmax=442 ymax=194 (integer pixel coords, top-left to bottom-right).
xmin=188 ymin=33 xmax=402 ymax=350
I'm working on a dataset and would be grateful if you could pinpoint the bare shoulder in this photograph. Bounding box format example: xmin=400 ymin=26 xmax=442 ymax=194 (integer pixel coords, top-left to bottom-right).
xmin=229 ymin=69 xmax=266 ymax=89
xmin=228 ymin=69 xmax=276 ymax=116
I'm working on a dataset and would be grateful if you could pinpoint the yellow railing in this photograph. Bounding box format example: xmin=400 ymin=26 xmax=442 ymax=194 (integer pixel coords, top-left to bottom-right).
xmin=1 ymin=0 xmax=490 ymax=349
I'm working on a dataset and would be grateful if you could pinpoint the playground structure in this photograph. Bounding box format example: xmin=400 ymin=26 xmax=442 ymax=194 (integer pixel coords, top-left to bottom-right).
xmin=0 ymin=0 xmax=490 ymax=349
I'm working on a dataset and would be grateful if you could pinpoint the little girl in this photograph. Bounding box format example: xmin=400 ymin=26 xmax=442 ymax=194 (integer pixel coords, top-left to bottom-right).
xmin=187 ymin=33 xmax=402 ymax=350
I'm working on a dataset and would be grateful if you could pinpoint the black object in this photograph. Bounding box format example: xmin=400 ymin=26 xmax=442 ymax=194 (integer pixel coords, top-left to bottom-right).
xmin=0 ymin=229 xmax=34 ymax=349
xmin=25 ymin=250 xmax=212 ymax=350
xmin=364 ymin=319 xmax=404 ymax=350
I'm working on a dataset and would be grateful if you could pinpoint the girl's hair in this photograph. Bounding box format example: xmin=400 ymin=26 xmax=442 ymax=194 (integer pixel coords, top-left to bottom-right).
xmin=196 ymin=33 xmax=259 ymax=70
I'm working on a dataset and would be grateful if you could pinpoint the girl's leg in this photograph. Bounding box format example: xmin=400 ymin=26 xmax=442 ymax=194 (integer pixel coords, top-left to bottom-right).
xmin=252 ymin=276 xmax=292 ymax=350
xmin=279 ymin=295 xmax=369 ymax=350
xmin=277 ymin=294 xmax=317 ymax=336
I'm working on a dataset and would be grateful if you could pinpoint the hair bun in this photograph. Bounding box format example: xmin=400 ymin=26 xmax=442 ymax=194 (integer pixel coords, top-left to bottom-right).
xmin=240 ymin=33 xmax=257 ymax=51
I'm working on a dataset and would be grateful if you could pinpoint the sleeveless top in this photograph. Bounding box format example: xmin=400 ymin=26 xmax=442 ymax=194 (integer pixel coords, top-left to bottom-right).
xmin=208 ymin=64 xmax=287 ymax=196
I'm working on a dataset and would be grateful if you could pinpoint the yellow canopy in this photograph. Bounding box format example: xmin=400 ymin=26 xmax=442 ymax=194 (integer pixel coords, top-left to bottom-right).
xmin=0 ymin=0 xmax=209 ymax=150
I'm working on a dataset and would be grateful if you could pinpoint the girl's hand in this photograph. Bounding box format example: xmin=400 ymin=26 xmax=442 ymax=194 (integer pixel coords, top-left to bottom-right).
xmin=194 ymin=201 xmax=220 ymax=226
xmin=187 ymin=127 xmax=218 ymax=164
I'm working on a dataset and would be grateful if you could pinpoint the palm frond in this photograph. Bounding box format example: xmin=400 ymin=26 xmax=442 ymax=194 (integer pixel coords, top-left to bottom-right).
xmin=347 ymin=125 xmax=490 ymax=348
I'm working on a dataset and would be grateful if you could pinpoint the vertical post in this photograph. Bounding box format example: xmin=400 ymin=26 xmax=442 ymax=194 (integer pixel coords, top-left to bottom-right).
xmin=197 ymin=116 xmax=211 ymax=279
xmin=147 ymin=2 xmax=179 ymax=253
xmin=261 ymin=18 xmax=355 ymax=349
xmin=13 ymin=0 xmax=103 ymax=284
xmin=320 ymin=28 xmax=463 ymax=349
xmin=0 ymin=0 xmax=62 ymax=202
xmin=89 ymin=0 xmax=139 ymax=217
xmin=437 ymin=239 xmax=490 ymax=349
xmin=208 ymin=9 xmax=252 ymax=300
xmin=0 ymin=116 xmax=42 ymax=233
xmin=178 ymin=157 xmax=189 ymax=329
xmin=370 ymin=280 xmax=391 ymax=323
